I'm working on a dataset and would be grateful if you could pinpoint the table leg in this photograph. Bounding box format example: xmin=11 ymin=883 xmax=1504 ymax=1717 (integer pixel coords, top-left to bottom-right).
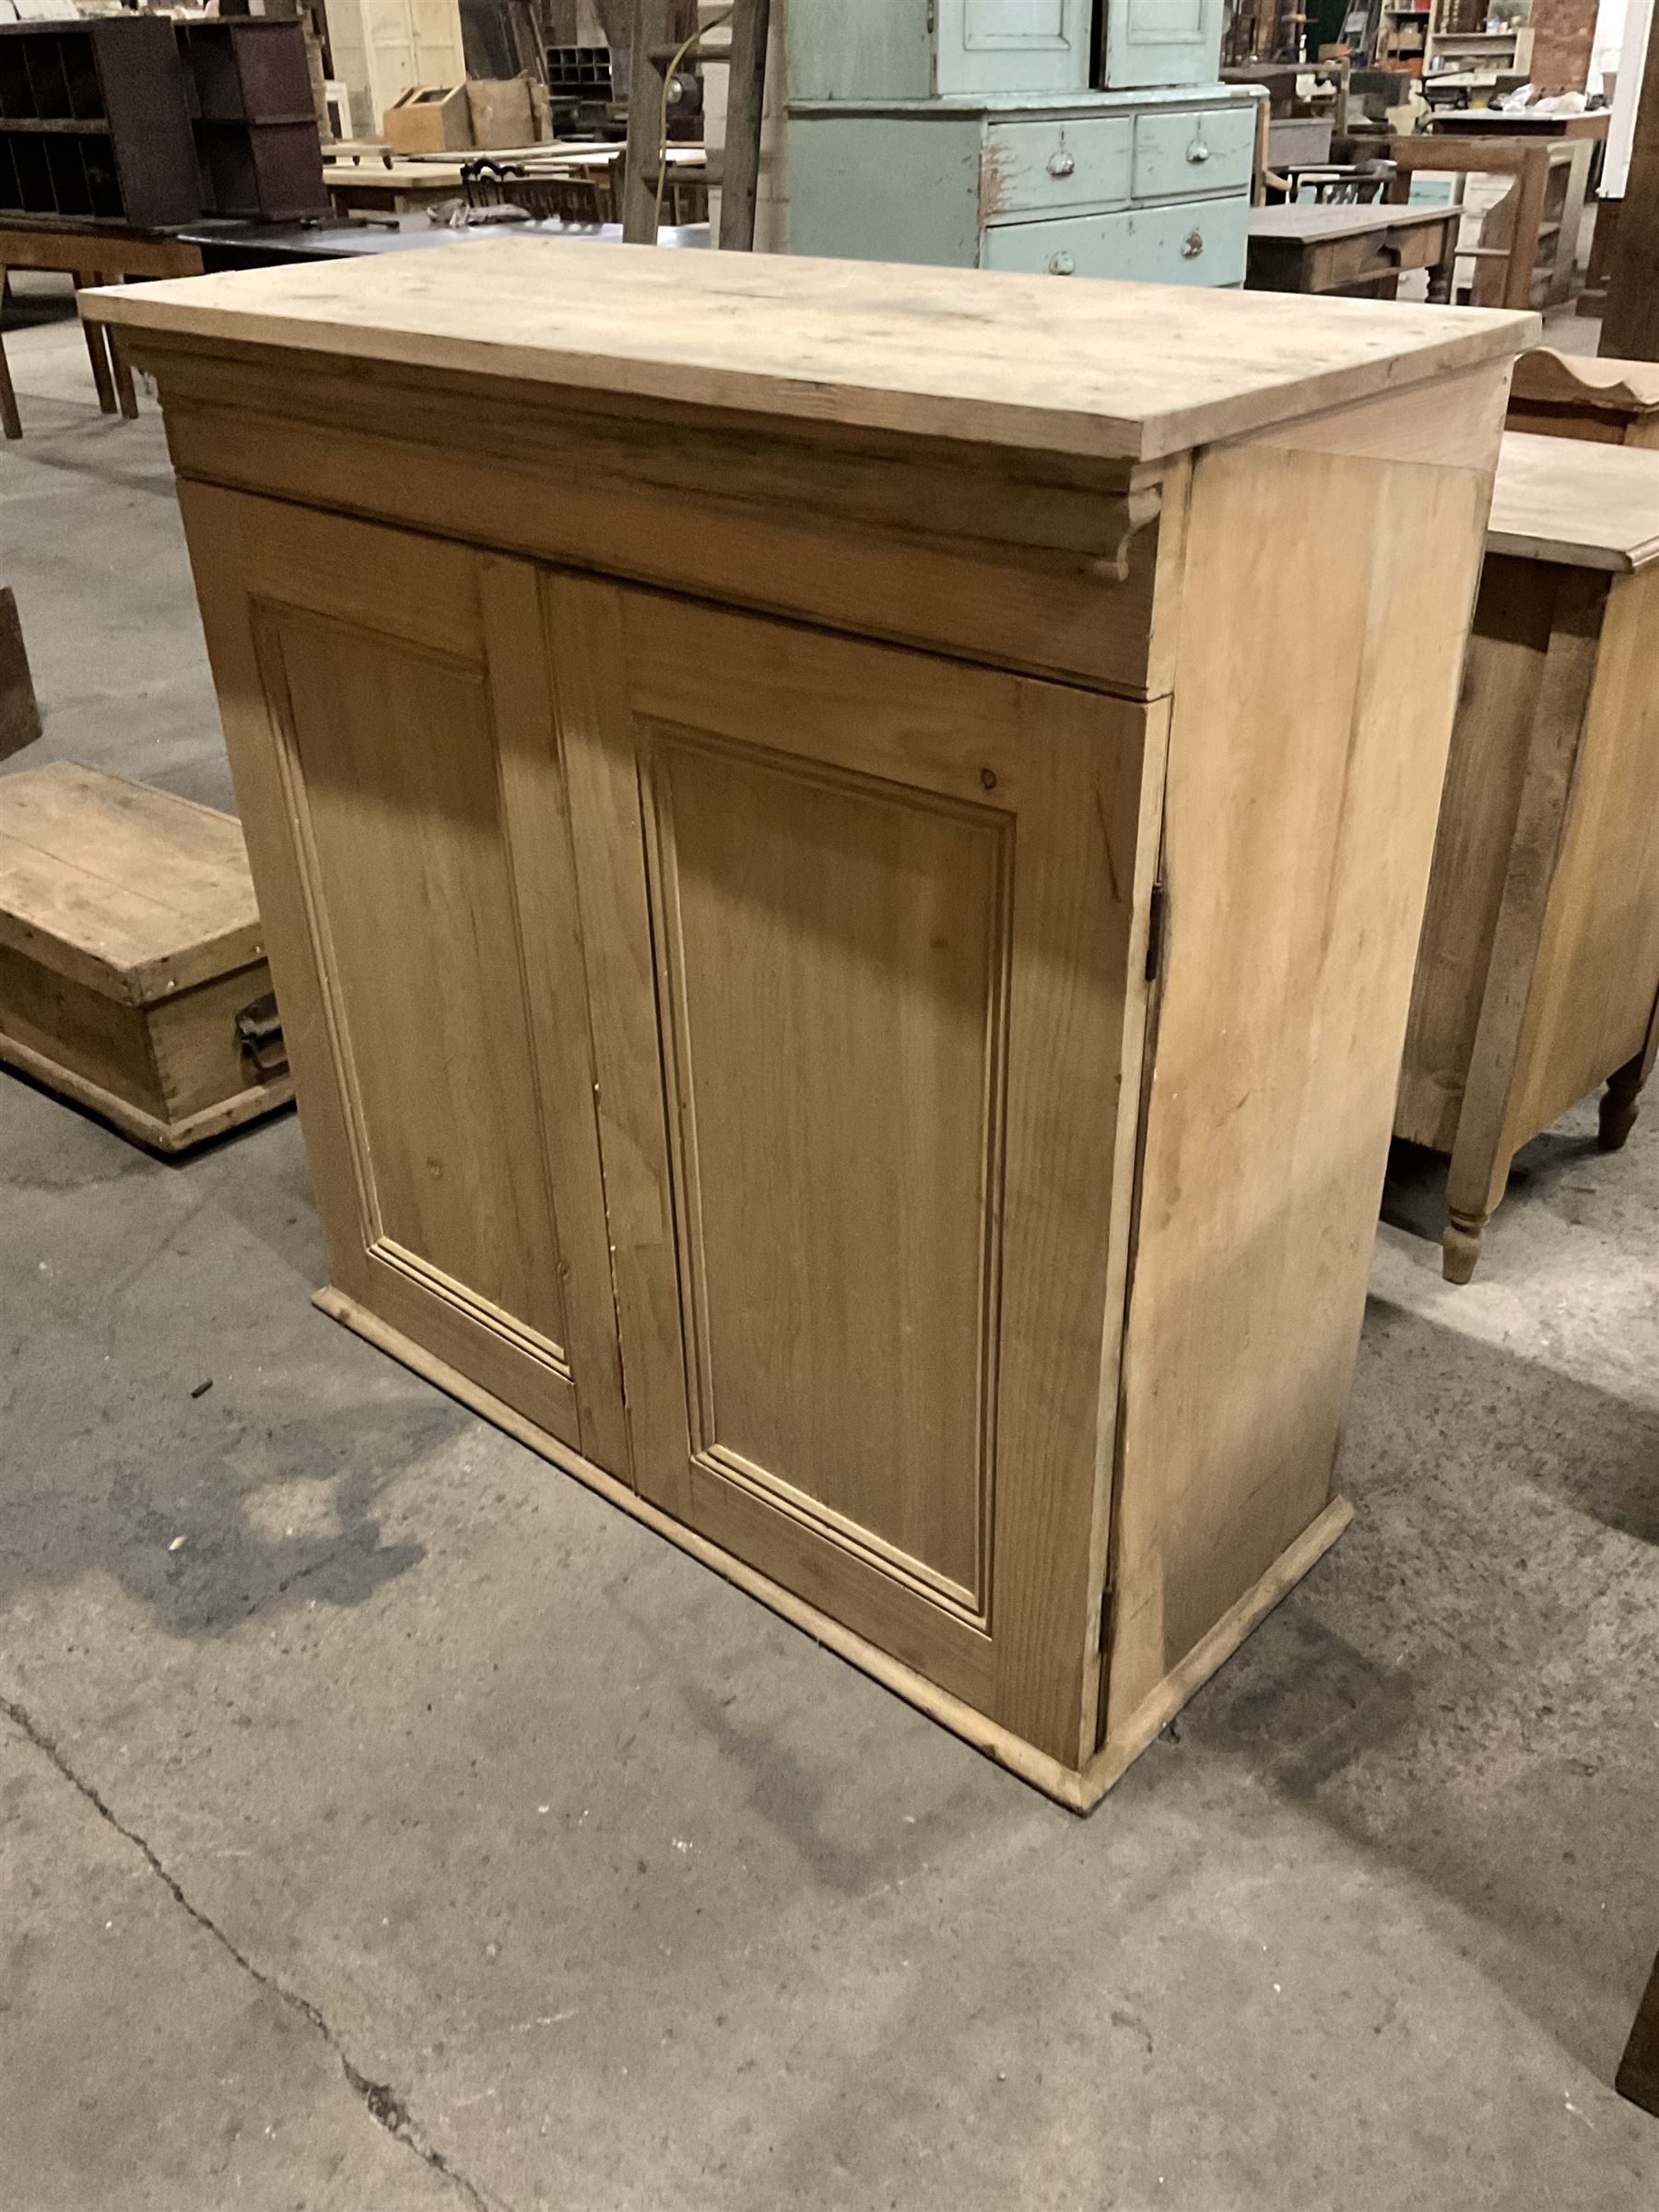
xmin=0 ymin=264 xmax=18 ymax=440
xmin=1502 ymin=147 xmax=1551 ymax=312
xmin=1599 ymin=987 xmax=1659 ymax=1151
xmin=105 ymin=285 xmax=138 ymax=421
xmin=72 ymin=272 xmax=117 ymax=417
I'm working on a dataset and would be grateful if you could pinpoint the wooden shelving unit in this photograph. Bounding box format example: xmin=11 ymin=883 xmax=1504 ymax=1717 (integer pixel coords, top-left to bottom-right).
xmin=1425 ymin=3 xmax=1534 ymax=80
xmin=1377 ymin=2 xmax=1432 ymax=73
xmin=0 ymin=18 xmax=199 ymax=228
xmin=177 ymin=19 xmax=327 ymax=220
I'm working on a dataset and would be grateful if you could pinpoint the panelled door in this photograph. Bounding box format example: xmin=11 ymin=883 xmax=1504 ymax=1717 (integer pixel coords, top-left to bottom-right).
xmin=936 ymin=0 xmax=1093 ymax=95
xmin=179 ymin=486 xmax=628 ymax=1477
xmin=1100 ymin=0 xmax=1225 ymax=89
xmin=550 ymin=576 xmax=1155 ymax=1762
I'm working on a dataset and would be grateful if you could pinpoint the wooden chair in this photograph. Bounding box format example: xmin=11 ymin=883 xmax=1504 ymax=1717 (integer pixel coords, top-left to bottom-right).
xmin=1267 ymin=159 xmax=1397 ymax=205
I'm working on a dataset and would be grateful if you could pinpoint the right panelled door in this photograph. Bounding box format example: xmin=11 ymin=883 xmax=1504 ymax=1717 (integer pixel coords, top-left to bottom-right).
xmin=1101 ymin=0 xmax=1224 ymax=88
xmin=550 ymin=573 xmax=1156 ymax=1763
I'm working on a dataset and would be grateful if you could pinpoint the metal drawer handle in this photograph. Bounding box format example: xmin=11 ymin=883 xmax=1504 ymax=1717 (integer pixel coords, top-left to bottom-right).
xmin=1048 ymin=250 xmax=1076 ymax=275
xmin=1182 ymin=229 xmax=1204 ymax=259
xmin=1047 ymin=148 xmax=1076 ymax=177
xmin=1187 ymin=139 xmax=1211 ymax=163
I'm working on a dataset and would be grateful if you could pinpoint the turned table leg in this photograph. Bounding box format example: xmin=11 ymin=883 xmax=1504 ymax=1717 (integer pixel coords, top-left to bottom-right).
xmin=1601 ymin=992 xmax=1659 ymax=1153
xmin=0 ymin=265 xmax=19 ymax=441
xmin=1600 ymin=1055 xmax=1647 ymax=1151
xmin=1443 ymin=1133 xmax=1509 ymax=1284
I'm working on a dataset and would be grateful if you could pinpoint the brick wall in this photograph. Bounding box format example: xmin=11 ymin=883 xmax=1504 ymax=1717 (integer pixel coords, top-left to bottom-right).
xmin=1529 ymin=0 xmax=1601 ymax=88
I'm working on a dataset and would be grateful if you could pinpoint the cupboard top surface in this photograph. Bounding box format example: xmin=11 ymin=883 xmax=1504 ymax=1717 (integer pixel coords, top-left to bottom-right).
xmin=85 ymin=235 xmax=1536 ymax=464
xmin=1488 ymin=432 xmax=1659 ymax=572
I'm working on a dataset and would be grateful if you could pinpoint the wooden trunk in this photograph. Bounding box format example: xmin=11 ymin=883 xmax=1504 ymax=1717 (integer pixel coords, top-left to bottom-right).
xmin=0 ymin=763 xmax=292 ymax=1151
xmin=1398 ymin=432 xmax=1659 ymax=1282
xmin=85 ymin=244 xmax=1531 ymax=1806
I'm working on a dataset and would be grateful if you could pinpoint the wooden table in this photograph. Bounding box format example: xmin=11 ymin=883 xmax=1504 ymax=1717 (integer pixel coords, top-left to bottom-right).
xmin=1422 ymin=109 xmax=1610 ymax=139
xmin=88 ymin=242 xmax=1530 ymax=1807
xmin=1246 ymin=202 xmax=1461 ymax=299
xmin=0 ymin=218 xmax=203 ymax=440
xmin=323 ymin=144 xmax=704 ymax=216
xmin=1422 ymin=105 xmax=1611 ymax=196
xmin=1397 ymin=431 xmax=1659 ymax=1281
xmin=1385 ymin=133 xmax=1594 ymax=309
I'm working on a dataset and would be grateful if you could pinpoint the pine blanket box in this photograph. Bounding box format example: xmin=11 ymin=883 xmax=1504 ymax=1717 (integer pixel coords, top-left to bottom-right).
xmin=86 ymin=246 xmax=1532 ymax=1806
xmin=0 ymin=762 xmax=291 ymax=1151
xmin=1397 ymin=430 xmax=1659 ymax=1284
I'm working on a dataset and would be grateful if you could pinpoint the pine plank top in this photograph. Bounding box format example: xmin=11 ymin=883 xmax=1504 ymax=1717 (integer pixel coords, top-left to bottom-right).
xmin=1487 ymin=431 xmax=1659 ymax=572
xmin=1246 ymin=204 xmax=1453 ymax=242
xmin=0 ymin=763 xmax=265 ymax=1002
xmin=82 ymin=237 xmax=1538 ymax=464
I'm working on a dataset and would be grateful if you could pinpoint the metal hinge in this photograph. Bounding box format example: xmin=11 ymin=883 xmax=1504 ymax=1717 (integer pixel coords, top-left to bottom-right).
xmin=1145 ymin=878 xmax=1168 ymax=985
xmin=235 ymin=990 xmax=288 ymax=1080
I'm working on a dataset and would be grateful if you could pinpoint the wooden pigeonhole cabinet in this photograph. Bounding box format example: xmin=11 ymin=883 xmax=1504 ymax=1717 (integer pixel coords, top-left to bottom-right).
xmin=86 ymin=246 xmax=1531 ymax=1806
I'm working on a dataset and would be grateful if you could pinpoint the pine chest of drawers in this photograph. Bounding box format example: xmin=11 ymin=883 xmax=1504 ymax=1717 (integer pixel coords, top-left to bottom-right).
xmin=87 ymin=245 xmax=1532 ymax=1806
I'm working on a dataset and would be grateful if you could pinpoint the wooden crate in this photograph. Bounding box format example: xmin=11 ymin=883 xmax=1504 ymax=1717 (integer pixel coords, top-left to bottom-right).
xmin=0 ymin=763 xmax=292 ymax=1153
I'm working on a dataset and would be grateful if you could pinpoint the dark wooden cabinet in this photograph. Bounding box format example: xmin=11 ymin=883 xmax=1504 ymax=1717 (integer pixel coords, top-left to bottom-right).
xmin=0 ymin=18 xmax=199 ymax=229
xmin=177 ymin=21 xmax=326 ymax=221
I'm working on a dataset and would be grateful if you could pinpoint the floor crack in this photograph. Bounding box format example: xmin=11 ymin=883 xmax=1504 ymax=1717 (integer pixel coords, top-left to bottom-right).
xmin=1 ymin=1692 xmax=510 ymax=2212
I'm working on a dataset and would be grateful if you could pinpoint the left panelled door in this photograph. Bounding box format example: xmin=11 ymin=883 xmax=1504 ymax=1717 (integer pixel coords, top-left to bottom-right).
xmin=179 ymin=484 xmax=629 ymax=1477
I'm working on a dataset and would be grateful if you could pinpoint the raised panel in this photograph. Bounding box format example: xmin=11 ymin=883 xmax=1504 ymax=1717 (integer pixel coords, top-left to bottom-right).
xmin=172 ymin=484 xmax=628 ymax=1474
xmin=265 ymin=615 xmax=568 ymax=1368
xmin=938 ymin=0 xmax=1090 ymax=92
xmin=1100 ymin=0 xmax=1224 ymax=90
xmin=643 ymin=724 xmax=1012 ymax=1620
xmin=553 ymin=576 xmax=1159 ymax=1763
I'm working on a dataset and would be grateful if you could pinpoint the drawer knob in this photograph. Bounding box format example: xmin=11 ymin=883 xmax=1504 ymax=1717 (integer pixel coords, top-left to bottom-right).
xmin=1046 ymin=148 xmax=1076 ymax=177
xmin=1047 ymin=250 xmax=1076 ymax=276
xmin=1187 ymin=139 xmax=1211 ymax=163
xmin=1182 ymin=229 xmax=1204 ymax=259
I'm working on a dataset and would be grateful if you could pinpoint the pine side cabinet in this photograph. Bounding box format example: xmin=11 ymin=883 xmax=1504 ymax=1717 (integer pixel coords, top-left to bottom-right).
xmin=87 ymin=247 xmax=1533 ymax=1808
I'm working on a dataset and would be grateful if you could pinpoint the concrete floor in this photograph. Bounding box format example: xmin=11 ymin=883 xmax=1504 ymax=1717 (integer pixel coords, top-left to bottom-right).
xmin=3 ymin=279 xmax=1658 ymax=2212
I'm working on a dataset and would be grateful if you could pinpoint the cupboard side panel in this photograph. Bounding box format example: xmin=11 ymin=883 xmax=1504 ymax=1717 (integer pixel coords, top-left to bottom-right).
xmin=1510 ymin=563 xmax=1659 ymax=1142
xmin=1395 ymin=558 xmax=1560 ymax=1155
xmin=1107 ymin=431 xmax=1495 ymax=1733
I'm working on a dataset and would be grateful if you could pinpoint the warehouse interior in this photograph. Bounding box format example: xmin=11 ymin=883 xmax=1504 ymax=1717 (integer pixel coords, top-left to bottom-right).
xmin=3 ymin=2 xmax=1659 ymax=2207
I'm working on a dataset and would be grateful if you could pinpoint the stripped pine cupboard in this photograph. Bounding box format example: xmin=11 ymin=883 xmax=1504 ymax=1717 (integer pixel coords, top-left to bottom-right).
xmin=85 ymin=245 xmax=1534 ymax=1806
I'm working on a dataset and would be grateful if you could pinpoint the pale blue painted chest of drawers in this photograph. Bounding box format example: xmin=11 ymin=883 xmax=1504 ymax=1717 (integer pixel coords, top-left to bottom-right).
xmin=788 ymin=88 xmax=1258 ymax=288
